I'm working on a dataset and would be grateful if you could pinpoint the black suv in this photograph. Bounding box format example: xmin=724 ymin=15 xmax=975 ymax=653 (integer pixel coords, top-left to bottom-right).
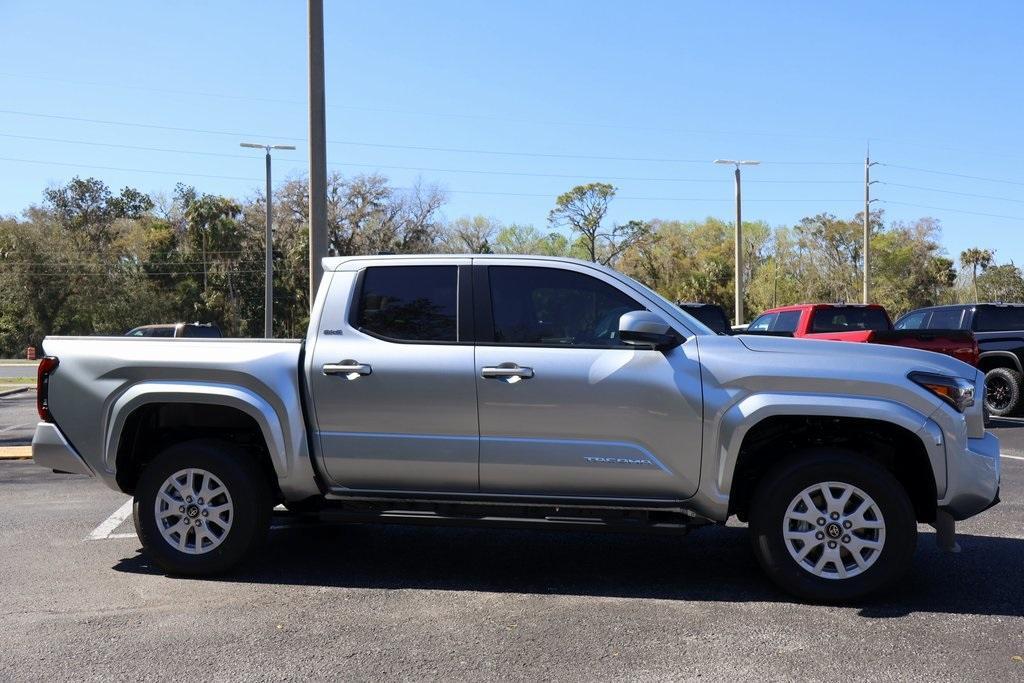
xmin=675 ymin=302 xmax=732 ymax=335
xmin=895 ymin=303 xmax=1024 ymax=416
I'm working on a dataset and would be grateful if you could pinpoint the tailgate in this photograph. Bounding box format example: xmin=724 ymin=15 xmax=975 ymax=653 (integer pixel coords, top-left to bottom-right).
xmin=869 ymin=329 xmax=979 ymax=365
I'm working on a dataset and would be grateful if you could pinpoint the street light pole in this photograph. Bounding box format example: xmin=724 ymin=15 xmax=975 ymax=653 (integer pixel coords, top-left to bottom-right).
xmin=241 ymin=142 xmax=297 ymax=338
xmin=714 ymin=159 xmax=760 ymax=327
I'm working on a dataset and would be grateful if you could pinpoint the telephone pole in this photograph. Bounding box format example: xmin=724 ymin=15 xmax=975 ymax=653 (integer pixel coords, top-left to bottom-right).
xmin=714 ymin=159 xmax=760 ymax=326
xmin=863 ymin=149 xmax=878 ymax=304
xmin=308 ymin=0 xmax=328 ymax=308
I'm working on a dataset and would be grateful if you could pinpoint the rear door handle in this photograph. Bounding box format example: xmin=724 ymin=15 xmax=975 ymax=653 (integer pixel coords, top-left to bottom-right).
xmin=481 ymin=363 xmax=534 ymax=380
xmin=323 ymin=360 xmax=372 ymax=378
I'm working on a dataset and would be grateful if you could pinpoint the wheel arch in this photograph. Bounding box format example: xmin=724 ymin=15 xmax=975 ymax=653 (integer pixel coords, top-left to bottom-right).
xmin=107 ymin=383 xmax=290 ymax=495
xmin=711 ymin=394 xmax=943 ymax=524
xmin=978 ymin=351 xmax=1022 ymax=374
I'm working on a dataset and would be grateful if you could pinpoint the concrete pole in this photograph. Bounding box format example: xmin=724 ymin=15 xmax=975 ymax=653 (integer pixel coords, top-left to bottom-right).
xmin=308 ymin=0 xmax=328 ymax=308
xmin=734 ymin=166 xmax=744 ymax=327
xmin=265 ymin=150 xmax=273 ymax=338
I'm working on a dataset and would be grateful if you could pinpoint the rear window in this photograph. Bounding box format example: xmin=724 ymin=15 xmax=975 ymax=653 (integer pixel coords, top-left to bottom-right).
xmin=354 ymin=265 xmax=458 ymax=342
xmin=679 ymin=305 xmax=730 ymax=334
xmin=810 ymin=307 xmax=889 ymax=333
xmin=181 ymin=325 xmax=221 ymax=338
xmin=973 ymin=306 xmax=1024 ymax=332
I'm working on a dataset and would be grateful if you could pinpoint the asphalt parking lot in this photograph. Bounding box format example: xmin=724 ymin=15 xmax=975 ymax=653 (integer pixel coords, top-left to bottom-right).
xmin=0 ymin=389 xmax=37 ymax=446
xmin=1 ymin=440 xmax=1022 ymax=680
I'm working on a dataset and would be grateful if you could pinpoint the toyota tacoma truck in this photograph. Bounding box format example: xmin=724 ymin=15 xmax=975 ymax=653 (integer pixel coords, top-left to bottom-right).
xmin=33 ymin=255 xmax=1000 ymax=602
xmin=747 ymin=303 xmax=979 ymax=366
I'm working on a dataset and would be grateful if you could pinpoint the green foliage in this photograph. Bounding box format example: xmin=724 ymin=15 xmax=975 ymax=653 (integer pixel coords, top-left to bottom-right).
xmin=0 ymin=175 xmax=1008 ymax=356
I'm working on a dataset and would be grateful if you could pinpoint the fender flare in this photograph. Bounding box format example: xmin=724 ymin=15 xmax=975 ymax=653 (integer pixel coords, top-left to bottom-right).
xmin=710 ymin=392 xmax=945 ymax=500
xmin=103 ymin=381 xmax=290 ymax=480
xmin=978 ymin=351 xmax=1023 ymax=373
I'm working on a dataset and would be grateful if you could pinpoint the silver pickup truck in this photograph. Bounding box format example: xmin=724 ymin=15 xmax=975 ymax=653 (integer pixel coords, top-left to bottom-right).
xmin=33 ymin=255 xmax=1000 ymax=601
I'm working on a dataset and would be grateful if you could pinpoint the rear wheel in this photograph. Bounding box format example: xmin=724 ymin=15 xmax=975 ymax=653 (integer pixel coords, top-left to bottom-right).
xmin=984 ymin=367 xmax=1022 ymax=417
xmin=133 ymin=439 xmax=273 ymax=576
xmin=749 ymin=449 xmax=917 ymax=602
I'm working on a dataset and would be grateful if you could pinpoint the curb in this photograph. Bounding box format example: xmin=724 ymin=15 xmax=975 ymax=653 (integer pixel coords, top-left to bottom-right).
xmin=0 ymin=386 xmax=30 ymax=398
xmin=0 ymin=446 xmax=32 ymax=460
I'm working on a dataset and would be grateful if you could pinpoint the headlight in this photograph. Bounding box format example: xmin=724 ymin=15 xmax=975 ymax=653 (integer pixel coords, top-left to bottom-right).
xmin=909 ymin=371 xmax=975 ymax=412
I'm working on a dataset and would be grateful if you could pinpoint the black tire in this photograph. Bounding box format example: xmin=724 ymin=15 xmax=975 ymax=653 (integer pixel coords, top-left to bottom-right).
xmin=133 ymin=439 xmax=273 ymax=576
xmin=749 ymin=449 xmax=917 ymax=603
xmin=984 ymin=367 xmax=1022 ymax=417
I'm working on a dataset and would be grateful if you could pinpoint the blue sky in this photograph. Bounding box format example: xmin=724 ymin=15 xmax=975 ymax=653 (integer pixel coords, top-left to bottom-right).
xmin=2 ymin=1 xmax=1024 ymax=265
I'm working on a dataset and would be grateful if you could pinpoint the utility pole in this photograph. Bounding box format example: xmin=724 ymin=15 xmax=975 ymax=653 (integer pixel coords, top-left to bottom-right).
xmin=863 ymin=149 xmax=878 ymax=304
xmin=714 ymin=159 xmax=760 ymax=327
xmin=240 ymin=142 xmax=296 ymax=338
xmin=308 ymin=0 xmax=328 ymax=308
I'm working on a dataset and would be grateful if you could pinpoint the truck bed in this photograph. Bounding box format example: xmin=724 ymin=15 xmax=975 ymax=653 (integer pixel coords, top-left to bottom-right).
xmin=40 ymin=336 xmax=308 ymax=492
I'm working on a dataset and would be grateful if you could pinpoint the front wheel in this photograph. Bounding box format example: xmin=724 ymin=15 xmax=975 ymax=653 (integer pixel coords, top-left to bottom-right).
xmin=133 ymin=439 xmax=273 ymax=576
xmin=984 ymin=367 xmax=1022 ymax=417
xmin=749 ymin=449 xmax=917 ymax=602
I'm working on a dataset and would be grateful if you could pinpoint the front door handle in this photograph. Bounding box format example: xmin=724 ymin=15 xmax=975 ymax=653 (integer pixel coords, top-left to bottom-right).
xmin=323 ymin=360 xmax=372 ymax=378
xmin=481 ymin=362 xmax=534 ymax=381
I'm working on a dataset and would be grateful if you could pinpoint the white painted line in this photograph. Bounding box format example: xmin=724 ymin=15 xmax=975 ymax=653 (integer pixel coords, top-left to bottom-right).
xmin=107 ymin=532 xmax=138 ymax=539
xmin=0 ymin=422 xmax=29 ymax=433
xmin=86 ymin=498 xmax=134 ymax=540
xmin=1002 ymin=453 xmax=1024 ymax=461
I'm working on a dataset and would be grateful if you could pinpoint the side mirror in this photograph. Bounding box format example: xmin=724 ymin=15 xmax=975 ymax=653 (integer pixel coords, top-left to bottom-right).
xmin=618 ymin=310 xmax=681 ymax=350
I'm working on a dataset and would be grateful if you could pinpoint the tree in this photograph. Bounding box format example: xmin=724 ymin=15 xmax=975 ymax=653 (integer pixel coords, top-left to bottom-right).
xmin=548 ymin=183 xmax=645 ymax=265
xmin=441 ymin=216 xmax=500 ymax=253
xmin=960 ymin=247 xmax=995 ymax=303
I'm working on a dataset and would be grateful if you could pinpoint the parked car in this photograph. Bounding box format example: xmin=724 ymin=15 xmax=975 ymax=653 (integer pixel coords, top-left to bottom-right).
xmin=33 ymin=255 xmax=999 ymax=602
xmin=747 ymin=304 xmax=978 ymax=366
xmin=675 ymin=302 xmax=732 ymax=335
xmin=895 ymin=303 xmax=1024 ymax=416
xmin=126 ymin=322 xmax=222 ymax=338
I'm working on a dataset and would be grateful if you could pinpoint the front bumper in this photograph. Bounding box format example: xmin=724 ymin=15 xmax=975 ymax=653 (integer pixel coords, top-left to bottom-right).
xmin=939 ymin=431 xmax=1000 ymax=521
xmin=32 ymin=422 xmax=93 ymax=476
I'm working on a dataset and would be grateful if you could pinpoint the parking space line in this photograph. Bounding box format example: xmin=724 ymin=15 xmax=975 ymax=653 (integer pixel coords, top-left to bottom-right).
xmin=86 ymin=501 xmax=313 ymax=542
xmin=86 ymin=498 xmax=134 ymax=540
xmin=1002 ymin=454 xmax=1024 ymax=461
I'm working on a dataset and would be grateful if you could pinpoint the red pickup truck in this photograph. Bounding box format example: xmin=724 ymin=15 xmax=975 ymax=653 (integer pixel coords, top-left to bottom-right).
xmin=747 ymin=304 xmax=979 ymax=366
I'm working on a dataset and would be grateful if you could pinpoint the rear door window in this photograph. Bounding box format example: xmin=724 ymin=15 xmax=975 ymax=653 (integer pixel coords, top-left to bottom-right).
xmin=772 ymin=310 xmax=801 ymax=333
xmin=924 ymin=308 xmax=964 ymax=330
xmin=354 ymin=265 xmax=458 ymax=342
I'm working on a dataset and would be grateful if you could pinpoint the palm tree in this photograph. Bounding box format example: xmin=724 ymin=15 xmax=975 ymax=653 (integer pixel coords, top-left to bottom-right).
xmin=960 ymin=248 xmax=995 ymax=303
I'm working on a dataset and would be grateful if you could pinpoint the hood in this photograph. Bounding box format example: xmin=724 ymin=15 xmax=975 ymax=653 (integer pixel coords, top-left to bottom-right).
xmin=734 ymin=333 xmax=978 ymax=381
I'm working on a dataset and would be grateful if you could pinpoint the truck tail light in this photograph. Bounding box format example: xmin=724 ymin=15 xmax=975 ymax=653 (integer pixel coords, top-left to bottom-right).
xmin=37 ymin=356 xmax=59 ymax=422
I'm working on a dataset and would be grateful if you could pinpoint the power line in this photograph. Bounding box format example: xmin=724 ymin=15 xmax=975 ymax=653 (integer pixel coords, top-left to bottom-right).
xmin=0 ymin=71 xmax=869 ymax=143
xmin=0 ymin=132 xmax=860 ymax=183
xmin=879 ymin=199 xmax=1024 ymax=223
xmin=0 ymin=157 xmax=859 ymax=202
xmin=0 ymin=156 xmax=262 ymax=182
xmin=879 ymin=163 xmax=1024 ymax=188
xmin=0 ymin=109 xmax=857 ymax=166
xmin=879 ymin=182 xmax=1024 ymax=205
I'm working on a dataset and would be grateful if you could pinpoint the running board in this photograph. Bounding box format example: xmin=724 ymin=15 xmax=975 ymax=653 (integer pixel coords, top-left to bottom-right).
xmin=317 ymin=506 xmax=702 ymax=535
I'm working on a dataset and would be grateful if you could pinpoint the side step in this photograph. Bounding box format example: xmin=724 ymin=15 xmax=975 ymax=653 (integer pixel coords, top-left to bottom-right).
xmin=316 ymin=503 xmax=706 ymax=535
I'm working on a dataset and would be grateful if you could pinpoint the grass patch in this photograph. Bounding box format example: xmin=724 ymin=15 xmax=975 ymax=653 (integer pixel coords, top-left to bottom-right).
xmin=0 ymin=377 xmax=33 ymax=385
